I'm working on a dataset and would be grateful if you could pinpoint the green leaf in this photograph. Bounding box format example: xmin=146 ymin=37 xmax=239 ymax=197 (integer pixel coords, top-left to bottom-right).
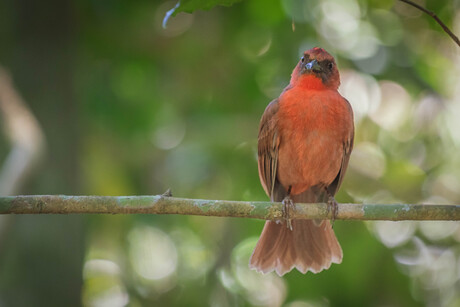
xmin=163 ymin=0 xmax=242 ymax=28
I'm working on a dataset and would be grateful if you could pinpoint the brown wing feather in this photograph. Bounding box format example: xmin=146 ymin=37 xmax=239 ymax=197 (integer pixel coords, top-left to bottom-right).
xmin=327 ymin=131 xmax=354 ymax=196
xmin=326 ymin=98 xmax=354 ymax=196
xmin=257 ymin=99 xmax=280 ymax=198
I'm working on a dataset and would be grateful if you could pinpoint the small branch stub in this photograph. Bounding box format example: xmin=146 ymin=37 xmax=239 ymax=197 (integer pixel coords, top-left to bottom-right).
xmin=0 ymin=195 xmax=458 ymax=221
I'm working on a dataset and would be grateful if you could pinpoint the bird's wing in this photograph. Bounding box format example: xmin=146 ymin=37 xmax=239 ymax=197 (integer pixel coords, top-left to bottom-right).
xmin=327 ymin=99 xmax=354 ymax=196
xmin=257 ymin=99 xmax=281 ymax=199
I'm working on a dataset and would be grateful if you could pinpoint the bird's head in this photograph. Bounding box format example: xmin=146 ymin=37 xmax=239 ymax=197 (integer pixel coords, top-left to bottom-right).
xmin=290 ymin=47 xmax=340 ymax=90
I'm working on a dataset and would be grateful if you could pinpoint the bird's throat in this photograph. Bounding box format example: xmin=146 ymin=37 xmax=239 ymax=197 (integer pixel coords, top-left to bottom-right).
xmin=296 ymin=74 xmax=327 ymax=91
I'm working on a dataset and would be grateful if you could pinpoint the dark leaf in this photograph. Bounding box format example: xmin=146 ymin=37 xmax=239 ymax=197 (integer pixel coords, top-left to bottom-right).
xmin=163 ymin=0 xmax=242 ymax=28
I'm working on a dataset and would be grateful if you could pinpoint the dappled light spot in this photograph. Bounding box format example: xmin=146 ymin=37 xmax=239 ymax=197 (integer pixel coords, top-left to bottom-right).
xmin=218 ymin=268 xmax=239 ymax=292
xmin=352 ymin=190 xmax=397 ymax=205
xmin=369 ymin=9 xmax=404 ymax=47
xmin=426 ymin=173 xmax=460 ymax=203
xmin=419 ymin=221 xmax=459 ymax=242
xmin=348 ymin=142 xmax=386 ymax=179
xmin=257 ymin=38 xmax=272 ymax=57
xmin=394 ymin=237 xmax=428 ymax=268
xmin=170 ymin=227 xmax=216 ymax=280
xmin=414 ymin=94 xmax=444 ymax=130
xmin=373 ymin=221 xmax=416 ymax=248
xmin=456 ymin=11 xmax=460 ymax=34
xmin=159 ymin=144 xmax=213 ymax=192
xmin=344 ymin=22 xmax=380 ymax=60
xmin=402 ymin=140 xmax=427 ymax=169
xmin=83 ymin=259 xmax=129 ymax=307
xmin=152 ymin=121 xmax=186 ymax=150
xmin=84 ymin=259 xmax=121 ymax=277
xmin=317 ymin=0 xmax=380 ymax=60
xmin=369 ymin=81 xmax=412 ymax=133
xmin=381 ymin=160 xmax=426 ymax=202
xmin=444 ymin=100 xmax=460 ymax=147
xmin=318 ymin=3 xmax=359 ymax=52
xmin=285 ymin=300 xmax=329 ymax=307
xmin=219 ymin=237 xmax=287 ymax=307
xmin=281 ymin=0 xmax=316 ymax=24
xmin=128 ymin=225 xmax=178 ymax=281
xmin=237 ymin=28 xmax=272 ymax=61
xmin=86 ymin=286 xmax=129 ymax=307
xmin=353 ymin=45 xmax=389 ymax=75
xmin=321 ymin=0 xmax=360 ymax=33
xmin=152 ymin=104 xmax=186 ymax=150
xmin=339 ymin=70 xmax=381 ymax=123
xmin=422 ymin=248 xmax=457 ymax=290
xmin=395 ymin=238 xmax=458 ymax=301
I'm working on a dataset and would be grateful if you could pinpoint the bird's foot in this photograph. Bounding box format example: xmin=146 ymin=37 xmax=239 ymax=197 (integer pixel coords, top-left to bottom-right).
xmin=326 ymin=194 xmax=338 ymax=227
xmin=282 ymin=195 xmax=295 ymax=231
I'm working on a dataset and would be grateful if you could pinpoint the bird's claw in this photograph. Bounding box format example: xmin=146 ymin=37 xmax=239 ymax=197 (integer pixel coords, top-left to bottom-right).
xmin=327 ymin=194 xmax=338 ymax=227
xmin=282 ymin=196 xmax=295 ymax=231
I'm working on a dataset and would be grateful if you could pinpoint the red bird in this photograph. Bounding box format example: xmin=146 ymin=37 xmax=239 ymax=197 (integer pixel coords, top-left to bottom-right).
xmin=249 ymin=47 xmax=354 ymax=276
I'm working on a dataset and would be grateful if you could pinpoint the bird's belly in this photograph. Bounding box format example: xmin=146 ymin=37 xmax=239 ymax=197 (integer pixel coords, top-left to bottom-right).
xmin=277 ymin=128 xmax=343 ymax=195
xmin=275 ymin=89 xmax=352 ymax=195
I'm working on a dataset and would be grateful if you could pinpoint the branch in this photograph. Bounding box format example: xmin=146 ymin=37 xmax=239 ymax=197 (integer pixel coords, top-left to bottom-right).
xmin=0 ymin=195 xmax=458 ymax=221
xmin=399 ymin=0 xmax=460 ymax=47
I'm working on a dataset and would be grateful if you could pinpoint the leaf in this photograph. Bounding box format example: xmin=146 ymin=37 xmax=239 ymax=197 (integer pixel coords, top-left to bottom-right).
xmin=163 ymin=0 xmax=242 ymax=28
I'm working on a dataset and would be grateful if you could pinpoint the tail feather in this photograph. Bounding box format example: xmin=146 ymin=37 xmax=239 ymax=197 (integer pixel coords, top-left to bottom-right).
xmin=296 ymin=220 xmax=328 ymax=273
xmin=327 ymin=226 xmax=343 ymax=263
xmin=249 ymin=219 xmax=342 ymax=276
xmin=250 ymin=186 xmax=343 ymax=276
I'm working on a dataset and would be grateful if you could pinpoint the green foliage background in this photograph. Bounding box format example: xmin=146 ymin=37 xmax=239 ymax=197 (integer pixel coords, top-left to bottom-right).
xmin=0 ymin=0 xmax=459 ymax=306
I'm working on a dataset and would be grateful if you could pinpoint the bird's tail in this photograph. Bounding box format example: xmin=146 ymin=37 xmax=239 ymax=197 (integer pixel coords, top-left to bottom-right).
xmin=249 ymin=187 xmax=342 ymax=276
xmin=249 ymin=219 xmax=342 ymax=276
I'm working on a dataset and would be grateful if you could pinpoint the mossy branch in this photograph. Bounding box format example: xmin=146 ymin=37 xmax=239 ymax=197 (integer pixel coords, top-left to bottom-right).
xmin=0 ymin=195 xmax=458 ymax=221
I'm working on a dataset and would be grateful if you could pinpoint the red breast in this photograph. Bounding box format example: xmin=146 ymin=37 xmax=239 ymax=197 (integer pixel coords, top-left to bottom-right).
xmin=276 ymin=77 xmax=353 ymax=195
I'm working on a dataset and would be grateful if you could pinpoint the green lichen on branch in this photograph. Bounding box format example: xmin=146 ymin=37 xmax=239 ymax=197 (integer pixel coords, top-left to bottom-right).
xmin=0 ymin=195 xmax=458 ymax=221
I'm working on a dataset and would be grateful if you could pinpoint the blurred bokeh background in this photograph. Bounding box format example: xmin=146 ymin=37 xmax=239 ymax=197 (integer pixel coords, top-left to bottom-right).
xmin=0 ymin=0 xmax=459 ymax=306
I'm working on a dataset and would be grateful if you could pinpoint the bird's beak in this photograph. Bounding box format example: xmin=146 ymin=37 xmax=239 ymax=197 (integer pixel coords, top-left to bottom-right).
xmin=305 ymin=59 xmax=321 ymax=72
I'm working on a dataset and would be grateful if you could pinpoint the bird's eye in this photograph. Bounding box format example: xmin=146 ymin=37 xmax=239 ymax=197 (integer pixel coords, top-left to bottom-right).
xmin=328 ymin=62 xmax=333 ymax=70
xmin=301 ymin=57 xmax=305 ymax=63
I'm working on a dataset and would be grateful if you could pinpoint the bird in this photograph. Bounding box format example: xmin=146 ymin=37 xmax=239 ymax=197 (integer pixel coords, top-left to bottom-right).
xmin=249 ymin=47 xmax=354 ymax=276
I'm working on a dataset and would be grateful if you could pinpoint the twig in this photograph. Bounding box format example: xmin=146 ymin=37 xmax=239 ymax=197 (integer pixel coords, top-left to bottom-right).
xmin=399 ymin=0 xmax=460 ymax=47
xmin=0 ymin=195 xmax=458 ymax=221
